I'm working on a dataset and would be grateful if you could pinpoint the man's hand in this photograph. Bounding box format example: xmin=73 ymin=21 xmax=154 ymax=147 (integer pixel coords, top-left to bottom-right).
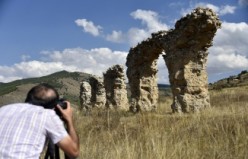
xmin=56 ymin=101 xmax=73 ymax=123
xmin=56 ymin=101 xmax=80 ymax=158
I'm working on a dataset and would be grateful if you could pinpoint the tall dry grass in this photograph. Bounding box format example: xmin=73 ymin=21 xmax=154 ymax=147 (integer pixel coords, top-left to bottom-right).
xmin=71 ymin=87 xmax=248 ymax=159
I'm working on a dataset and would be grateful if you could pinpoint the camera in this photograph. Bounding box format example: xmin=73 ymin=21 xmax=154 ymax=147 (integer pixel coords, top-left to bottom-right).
xmin=57 ymin=99 xmax=67 ymax=109
xmin=55 ymin=99 xmax=67 ymax=116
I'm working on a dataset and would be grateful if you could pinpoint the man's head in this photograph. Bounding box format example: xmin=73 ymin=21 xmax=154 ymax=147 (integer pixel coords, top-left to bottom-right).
xmin=25 ymin=83 xmax=59 ymax=109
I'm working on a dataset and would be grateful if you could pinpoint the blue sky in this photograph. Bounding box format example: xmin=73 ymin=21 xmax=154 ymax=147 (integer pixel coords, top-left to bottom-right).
xmin=0 ymin=0 xmax=247 ymax=83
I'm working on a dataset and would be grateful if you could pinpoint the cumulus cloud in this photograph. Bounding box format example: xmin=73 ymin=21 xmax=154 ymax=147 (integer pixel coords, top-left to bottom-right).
xmin=75 ymin=19 xmax=102 ymax=36
xmin=219 ymin=5 xmax=236 ymax=15
xmin=75 ymin=9 xmax=169 ymax=46
xmin=130 ymin=9 xmax=169 ymax=33
xmin=106 ymin=9 xmax=169 ymax=46
xmin=181 ymin=2 xmax=236 ymax=16
xmin=0 ymin=48 xmax=128 ymax=83
xmin=0 ymin=61 xmax=77 ymax=83
xmin=207 ymin=22 xmax=248 ymax=77
xmin=106 ymin=30 xmax=125 ymax=43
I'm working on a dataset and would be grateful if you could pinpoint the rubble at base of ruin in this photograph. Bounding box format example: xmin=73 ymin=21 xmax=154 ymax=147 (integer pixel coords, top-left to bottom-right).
xmin=126 ymin=7 xmax=221 ymax=113
xmin=104 ymin=65 xmax=129 ymax=111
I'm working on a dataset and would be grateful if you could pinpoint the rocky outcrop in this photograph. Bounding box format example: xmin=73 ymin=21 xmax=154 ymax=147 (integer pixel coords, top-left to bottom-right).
xmin=126 ymin=7 xmax=221 ymax=113
xmin=80 ymin=81 xmax=92 ymax=110
xmin=103 ymin=65 xmax=129 ymax=110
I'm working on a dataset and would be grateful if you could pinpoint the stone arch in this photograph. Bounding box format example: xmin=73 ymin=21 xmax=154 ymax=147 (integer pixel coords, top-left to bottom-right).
xmin=126 ymin=8 xmax=221 ymax=113
xmin=126 ymin=32 xmax=165 ymax=112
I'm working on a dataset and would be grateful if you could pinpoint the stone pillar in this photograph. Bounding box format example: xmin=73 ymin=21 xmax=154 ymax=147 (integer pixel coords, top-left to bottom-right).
xmin=103 ymin=65 xmax=129 ymax=111
xmin=79 ymin=81 xmax=92 ymax=110
xmin=89 ymin=76 xmax=106 ymax=108
xmin=162 ymin=8 xmax=221 ymax=112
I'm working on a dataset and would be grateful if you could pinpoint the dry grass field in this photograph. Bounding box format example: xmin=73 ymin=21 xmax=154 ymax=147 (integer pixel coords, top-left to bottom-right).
xmin=69 ymin=86 xmax=248 ymax=159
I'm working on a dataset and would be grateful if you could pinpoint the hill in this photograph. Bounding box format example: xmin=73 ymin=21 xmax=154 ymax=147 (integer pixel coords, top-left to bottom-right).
xmin=0 ymin=71 xmax=171 ymax=107
xmin=0 ymin=70 xmax=92 ymax=106
xmin=209 ymin=70 xmax=248 ymax=90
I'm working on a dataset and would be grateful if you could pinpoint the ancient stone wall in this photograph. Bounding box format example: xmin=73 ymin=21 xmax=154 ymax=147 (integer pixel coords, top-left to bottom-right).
xmin=103 ymin=65 xmax=129 ymax=110
xmin=126 ymin=7 xmax=221 ymax=113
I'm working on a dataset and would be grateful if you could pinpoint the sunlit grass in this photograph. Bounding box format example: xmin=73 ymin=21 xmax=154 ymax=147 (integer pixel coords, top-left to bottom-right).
xmin=70 ymin=87 xmax=248 ymax=159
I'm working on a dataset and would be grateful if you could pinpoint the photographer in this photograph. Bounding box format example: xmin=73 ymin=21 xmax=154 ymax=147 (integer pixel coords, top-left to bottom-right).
xmin=0 ymin=83 xmax=80 ymax=159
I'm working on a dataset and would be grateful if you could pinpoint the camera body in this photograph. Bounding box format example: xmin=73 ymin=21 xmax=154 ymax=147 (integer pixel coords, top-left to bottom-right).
xmin=57 ymin=99 xmax=67 ymax=109
xmin=55 ymin=99 xmax=67 ymax=116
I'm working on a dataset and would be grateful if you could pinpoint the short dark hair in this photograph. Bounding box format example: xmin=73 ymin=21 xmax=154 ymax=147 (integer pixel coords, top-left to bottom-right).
xmin=25 ymin=83 xmax=59 ymax=109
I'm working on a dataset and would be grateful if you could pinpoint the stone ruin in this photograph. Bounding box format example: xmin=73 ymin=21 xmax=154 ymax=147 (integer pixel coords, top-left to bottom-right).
xmin=79 ymin=81 xmax=92 ymax=110
xmin=89 ymin=76 xmax=106 ymax=108
xmin=103 ymin=65 xmax=129 ymax=110
xmin=126 ymin=7 xmax=221 ymax=113
xmin=79 ymin=8 xmax=221 ymax=113
xmin=80 ymin=76 xmax=106 ymax=110
xmin=80 ymin=66 xmax=128 ymax=111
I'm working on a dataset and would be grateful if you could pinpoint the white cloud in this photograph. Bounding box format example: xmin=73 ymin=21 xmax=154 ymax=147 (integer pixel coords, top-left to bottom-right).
xmin=239 ymin=0 xmax=248 ymax=6
xmin=197 ymin=3 xmax=220 ymax=13
xmin=219 ymin=5 xmax=236 ymax=15
xmin=46 ymin=48 xmax=127 ymax=71
xmin=181 ymin=2 xmax=236 ymax=16
xmin=130 ymin=9 xmax=168 ymax=33
xmin=207 ymin=22 xmax=248 ymax=76
xmin=0 ymin=61 xmax=77 ymax=83
xmin=75 ymin=19 xmax=102 ymax=36
xmin=0 ymin=48 xmax=128 ymax=83
xmin=106 ymin=30 xmax=125 ymax=43
xmin=74 ymin=10 xmax=169 ymax=46
xmin=127 ymin=28 xmax=150 ymax=46
xmin=105 ymin=9 xmax=169 ymax=46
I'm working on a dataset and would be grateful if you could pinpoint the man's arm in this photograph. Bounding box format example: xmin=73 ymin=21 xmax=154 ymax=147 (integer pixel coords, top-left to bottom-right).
xmin=56 ymin=102 xmax=80 ymax=158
